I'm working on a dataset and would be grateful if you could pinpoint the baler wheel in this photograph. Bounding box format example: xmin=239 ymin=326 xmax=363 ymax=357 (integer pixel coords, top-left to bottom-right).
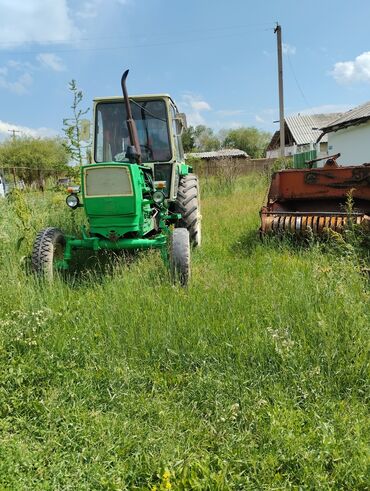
xmin=174 ymin=173 xmax=201 ymax=247
xmin=169 ymin=228 xmax=190 ymax=286
xmin=31 ymin=227 xmax=66 ymax=280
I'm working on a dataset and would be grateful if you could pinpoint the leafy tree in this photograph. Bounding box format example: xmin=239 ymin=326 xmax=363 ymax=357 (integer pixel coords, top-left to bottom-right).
xmin=193 ymin=125 xmax=221 ymax=152
xmin=63 ymin=79 xmax=89 ymax=166
xmin=181 ymin=126 xmax=195 ymax=152
xmin=0 ymin=137 xmax=69 ymax=184
xmin=222 ymin=127 xmax=271 ymax=158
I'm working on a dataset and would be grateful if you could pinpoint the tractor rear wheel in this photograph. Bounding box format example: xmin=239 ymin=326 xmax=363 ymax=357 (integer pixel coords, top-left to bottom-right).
xmin=174 ymin=173 xmax=201 ymax=247
xmin=31 ymin=227 xmax=66 ymax=280
xmin=169 ymin=228 xmax=190 ymax=286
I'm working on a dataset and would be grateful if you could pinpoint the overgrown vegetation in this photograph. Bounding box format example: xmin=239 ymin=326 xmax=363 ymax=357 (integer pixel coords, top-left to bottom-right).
xmin=0 ymin=136 xmax=69 ymax=184
xmin=62 ymin=79 xmax=90 ymax=167
xmin=182 ymin=125 xmax=271 ymax=157
xmin=0 ymin=174 xmax=369 ymax=489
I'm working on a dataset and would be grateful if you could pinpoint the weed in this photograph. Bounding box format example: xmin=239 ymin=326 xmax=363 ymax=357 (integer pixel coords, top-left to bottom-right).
xmin=0 ymin=174 xmax=368 ymax=489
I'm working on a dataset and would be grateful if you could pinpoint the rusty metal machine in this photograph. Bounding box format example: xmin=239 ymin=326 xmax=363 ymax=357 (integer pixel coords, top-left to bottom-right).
xmin=260 ymin=154 xmax=370 ymax=236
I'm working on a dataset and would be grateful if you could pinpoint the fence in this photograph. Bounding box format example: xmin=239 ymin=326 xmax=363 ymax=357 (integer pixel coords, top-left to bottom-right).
xmin=189 ymin=157 xmax=277 ymax=177
xmin=293 ymin=150 xmax=317 ymax=169
xmin=0 ymin=166 xmax=73 ymax=192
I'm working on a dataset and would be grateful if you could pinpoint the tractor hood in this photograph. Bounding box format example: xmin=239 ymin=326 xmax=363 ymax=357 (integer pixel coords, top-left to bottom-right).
xmin=81 ymin=162 xmax=145 ymax=239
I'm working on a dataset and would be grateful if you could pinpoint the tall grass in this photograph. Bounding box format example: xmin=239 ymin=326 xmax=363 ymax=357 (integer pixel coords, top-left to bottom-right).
xmin=0 ymin=175 xmax=369 ymax=489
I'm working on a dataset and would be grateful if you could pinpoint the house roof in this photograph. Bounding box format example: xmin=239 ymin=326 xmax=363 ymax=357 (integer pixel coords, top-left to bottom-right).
xmin=186 ymin=149 xmax=250 ymax=159
xmin=266 ymin=113 xmax=342 ymax=151
xmin=285 ymin=113 xmax=342 ymax=145
xmin=320 ymin=100 xmax=370 ymax=133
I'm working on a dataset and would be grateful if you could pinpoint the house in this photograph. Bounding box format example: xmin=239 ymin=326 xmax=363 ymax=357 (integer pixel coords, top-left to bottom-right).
xmin=266 ymin=113 xmax=342 ymax=159
xmin=318 ymin=101 xmax=370 ymax=165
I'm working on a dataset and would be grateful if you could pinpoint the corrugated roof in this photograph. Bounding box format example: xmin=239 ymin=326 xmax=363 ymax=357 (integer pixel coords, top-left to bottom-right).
xmin=320 ymin=100 xmax=370 ymax=132
xmin=186 ymin=149 xmax=250 ymax=159
xmin=286 ymin=113 xmax=342 ymax=145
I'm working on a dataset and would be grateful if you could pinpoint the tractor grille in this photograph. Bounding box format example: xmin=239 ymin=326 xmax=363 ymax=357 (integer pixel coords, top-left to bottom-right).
xmin=85 ymin=166 xmax=133 ymax=197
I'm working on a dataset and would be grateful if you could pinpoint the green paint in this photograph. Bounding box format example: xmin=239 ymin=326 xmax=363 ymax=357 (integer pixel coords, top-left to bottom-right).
xmin=180 ymin=163 xmax=190 ymax=176
xmin=61 ymin=160 xmax=177 ymax=270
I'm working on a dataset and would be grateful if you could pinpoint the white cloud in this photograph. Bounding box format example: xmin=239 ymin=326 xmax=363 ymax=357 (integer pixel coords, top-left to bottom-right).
xmin=191 ymin=100 xmax=211 ymax=111
xmin=76 ymin=0 xmax=101 ymax=19
xmin=179 ymin=94 xmax=211 ymax=126
xmin=332 ymin=51 xmax=370 ymax=84
xmin=0 ymin=68 xmax=33 ymax=94
xmin=37 ymin=53 xmax=66 ymax=72
xmin=0 ymin=52 xmax=66 ymax=94
xmin=0 ymin=120 xmax=57 ymax=141
xmin=282 ymin=43 xmax=296 ymax=55
xmin=0 ymin=0 xmax=79 ymax=47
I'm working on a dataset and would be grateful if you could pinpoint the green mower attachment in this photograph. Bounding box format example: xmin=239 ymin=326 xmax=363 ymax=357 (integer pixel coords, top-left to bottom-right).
xmin=31 ymin=70 xmax=199 ymax=286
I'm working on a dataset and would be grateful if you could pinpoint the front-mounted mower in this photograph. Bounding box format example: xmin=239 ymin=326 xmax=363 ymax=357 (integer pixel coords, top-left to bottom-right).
xmin=32 ymin=70 xmax=201 ymax=286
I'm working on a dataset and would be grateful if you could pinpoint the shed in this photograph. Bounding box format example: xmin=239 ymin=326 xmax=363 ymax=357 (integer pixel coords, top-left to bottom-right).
xmin=187 ymin=149 xmax=250 ymax=160
xmin=185 ymin=149 xmax=251 ymax=176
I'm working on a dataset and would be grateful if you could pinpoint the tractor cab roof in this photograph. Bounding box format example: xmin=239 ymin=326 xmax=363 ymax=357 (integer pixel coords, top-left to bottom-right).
xmin=94 ymin=94 xmax=178 ymax=110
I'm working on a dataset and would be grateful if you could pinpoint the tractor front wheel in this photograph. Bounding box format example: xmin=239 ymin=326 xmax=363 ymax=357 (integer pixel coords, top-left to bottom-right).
xmin=174 ymin=173 xmax=201 ymax=247
xmin=31 ymin=227 xmax=66 ymax=280
xmin=169 ymin=228 xmax=190 ymax=286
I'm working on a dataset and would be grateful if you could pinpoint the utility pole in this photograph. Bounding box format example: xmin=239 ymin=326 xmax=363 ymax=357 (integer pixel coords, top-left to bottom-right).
xmin=274 ymin=23 xmax=285 ymax=158
xmin=8 ymin=129 xmax=20 ymax=140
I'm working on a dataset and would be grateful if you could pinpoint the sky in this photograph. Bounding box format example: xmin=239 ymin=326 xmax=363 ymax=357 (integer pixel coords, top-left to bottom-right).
xmin=0 ymin=0 xmax=370 ymax=141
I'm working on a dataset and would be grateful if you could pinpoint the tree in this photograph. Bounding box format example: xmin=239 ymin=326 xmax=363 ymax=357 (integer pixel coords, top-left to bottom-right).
xmin=181 ymin=126 xmax=195 ymax=152
xmin=193 ymin=125 xmax=221 ymax=152
xmin=62 ymin=79 xmax=89 ymax=166
xmin=0 ymin=137 xmax=69 ymax=184
xmin=223 ymin=127 xmax=271 ymax=158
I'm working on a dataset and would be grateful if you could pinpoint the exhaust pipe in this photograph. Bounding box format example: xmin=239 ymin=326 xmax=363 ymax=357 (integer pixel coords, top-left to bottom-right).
xmin=121 ymin=69 xmax=142 ymax=164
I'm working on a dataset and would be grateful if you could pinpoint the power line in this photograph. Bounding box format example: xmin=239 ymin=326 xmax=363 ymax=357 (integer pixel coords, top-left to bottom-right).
xmin=0 ymin=24 xmax=270 ymax=55
xmin=0 ymin=22 xmax=272 ymax=47
xmin=286 ymin=51 xmax=312 ymax=109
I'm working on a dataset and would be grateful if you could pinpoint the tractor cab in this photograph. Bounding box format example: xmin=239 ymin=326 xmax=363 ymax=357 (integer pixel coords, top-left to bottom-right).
xmin=92 ymin=94 xmax=185 ymax=199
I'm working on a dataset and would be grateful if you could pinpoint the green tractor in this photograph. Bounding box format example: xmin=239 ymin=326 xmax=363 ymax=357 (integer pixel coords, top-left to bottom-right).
xmin=31 ymin=70 xmax=201 ymax=286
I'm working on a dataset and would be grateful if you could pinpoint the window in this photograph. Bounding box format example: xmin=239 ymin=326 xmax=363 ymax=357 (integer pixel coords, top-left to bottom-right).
xmin=170 ymin=105 xmax=184 ymax=161
xmin=85 ymin=166 xmax=133 ymax=197
xmin=95 ymin=100 xmax=172 ymax=163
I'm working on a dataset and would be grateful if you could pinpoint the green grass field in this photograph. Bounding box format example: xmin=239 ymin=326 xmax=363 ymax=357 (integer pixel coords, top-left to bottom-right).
xmin=0 ymin=175 xmax=369 ymax=490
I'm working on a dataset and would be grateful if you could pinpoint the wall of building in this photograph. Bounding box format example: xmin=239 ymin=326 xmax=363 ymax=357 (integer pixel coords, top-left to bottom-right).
xmin=327 ymin=121 xmax=370 ymax=165
xmin=266 ymin=142 xmax=328 ymax=160
xmin=266 ymin=145 xmax=295 ymax=159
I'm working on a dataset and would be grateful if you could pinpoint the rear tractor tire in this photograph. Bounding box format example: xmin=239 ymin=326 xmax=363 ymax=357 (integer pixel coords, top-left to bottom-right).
xmin=174 ymin=173 xmax=201 ymax=248
xmin=169 ymin=228 xmax=190 ymax=286
xmin=31 ymin=227 xmax=66 ymax=280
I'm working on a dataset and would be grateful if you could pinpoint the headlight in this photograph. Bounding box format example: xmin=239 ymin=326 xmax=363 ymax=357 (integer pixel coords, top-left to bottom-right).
xmin=66 ymin=194 xmax=80 ymax=209
xmin=152 ymin=190 xmax=165 ymax=205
